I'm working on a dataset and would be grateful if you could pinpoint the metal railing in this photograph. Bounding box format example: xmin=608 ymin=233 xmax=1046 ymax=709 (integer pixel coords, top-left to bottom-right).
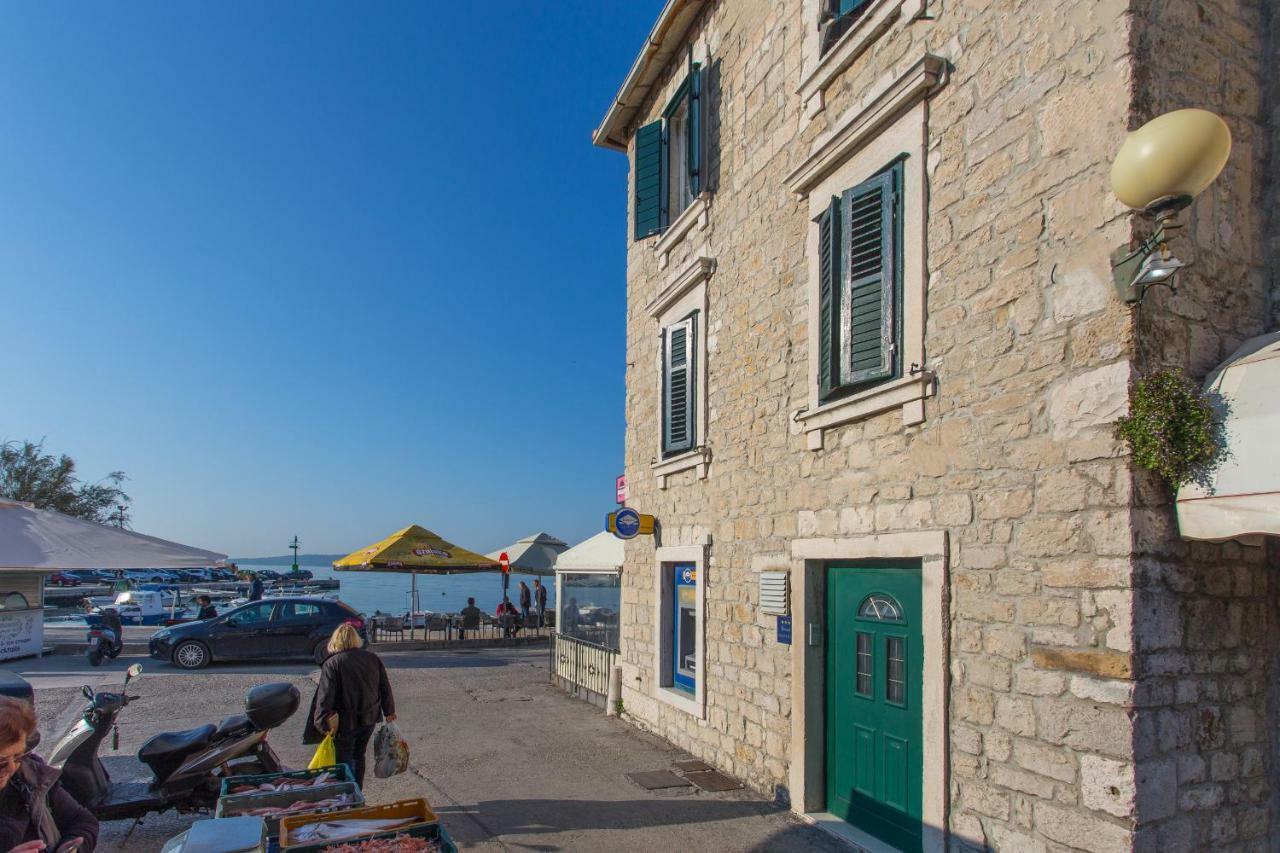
xmin=551 ymin=632 xmax=617 ymax=697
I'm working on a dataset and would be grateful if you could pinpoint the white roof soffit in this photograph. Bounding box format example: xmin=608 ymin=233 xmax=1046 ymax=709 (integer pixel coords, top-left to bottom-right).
xmin=592 ymin=0 xmax=707 ymax=152
xmin=1176 ymin=331 xmax=1280 ymax=543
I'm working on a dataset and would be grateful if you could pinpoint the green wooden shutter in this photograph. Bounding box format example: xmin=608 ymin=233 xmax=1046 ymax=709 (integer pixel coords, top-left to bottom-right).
xmin=663 ymin=317 xmax=696 ymax=455
xmin=840 ymin=164 xmax=899 ymax=386
xmin=816 ymin=196 xmax=841 ymax=400
xmin=688 ymin=61 xmax=702 ymax=197
xmin=634 ymin=120 xmax=663 ymax=240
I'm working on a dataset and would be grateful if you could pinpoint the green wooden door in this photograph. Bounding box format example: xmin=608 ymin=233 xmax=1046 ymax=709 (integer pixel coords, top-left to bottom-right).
xmin=826 ymin=564 xmax=923 ymax=852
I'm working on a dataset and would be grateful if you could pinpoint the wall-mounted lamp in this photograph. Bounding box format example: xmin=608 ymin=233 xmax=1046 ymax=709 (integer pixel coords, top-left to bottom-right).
xmin=1109 ymin=109 xmax=1231 ymax=303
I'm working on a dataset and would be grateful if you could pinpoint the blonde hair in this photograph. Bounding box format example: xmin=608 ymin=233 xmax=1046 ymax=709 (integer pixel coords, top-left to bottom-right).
xmin=327 ymin=623 xmax=363 ymax=654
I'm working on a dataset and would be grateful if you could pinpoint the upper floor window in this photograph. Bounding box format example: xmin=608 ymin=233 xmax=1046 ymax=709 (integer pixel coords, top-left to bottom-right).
xmin=661 ymin=313 xmax=698 ymax=457
xmin=820 ymin=0 xmax=875 ymax=55
xmin=815 ymin=159 xmax=903 ymax=401
xmin=634 ymin=61 xmax=704 ymax=240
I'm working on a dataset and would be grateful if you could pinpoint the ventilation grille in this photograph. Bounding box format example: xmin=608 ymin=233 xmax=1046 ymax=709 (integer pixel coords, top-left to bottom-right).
xmin=759 ymin=571 xmax=789 ymax=616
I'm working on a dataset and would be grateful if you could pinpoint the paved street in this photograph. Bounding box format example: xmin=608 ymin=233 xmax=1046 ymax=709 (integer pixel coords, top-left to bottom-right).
xmin=20 ymin=648 xmax=845 ymax=852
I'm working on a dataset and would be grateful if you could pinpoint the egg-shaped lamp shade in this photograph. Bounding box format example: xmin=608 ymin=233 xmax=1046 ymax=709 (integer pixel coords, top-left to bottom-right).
xmin=1110 ymin=109 xmax=1231 ymax=211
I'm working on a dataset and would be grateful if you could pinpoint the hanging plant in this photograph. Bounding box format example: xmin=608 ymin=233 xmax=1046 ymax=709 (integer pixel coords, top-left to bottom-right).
xmin=1115 ymin=368 xmax=1226 ymax=489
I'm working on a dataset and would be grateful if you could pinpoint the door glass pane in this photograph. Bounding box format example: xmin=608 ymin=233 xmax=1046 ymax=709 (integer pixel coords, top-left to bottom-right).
xmin=858 ymin=594 xmax=903 ymax=622
xmin=886 ymin=636 xmax=906 ymax=705
xmin=855 ymin=632 xmax=872 ymax=696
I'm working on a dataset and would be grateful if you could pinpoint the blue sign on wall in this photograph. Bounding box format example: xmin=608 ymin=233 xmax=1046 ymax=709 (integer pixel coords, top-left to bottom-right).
xmin=777 ymin=615 xmax=792 ymax=645
xmin=614 ymin=507 xmax=641 ymax=539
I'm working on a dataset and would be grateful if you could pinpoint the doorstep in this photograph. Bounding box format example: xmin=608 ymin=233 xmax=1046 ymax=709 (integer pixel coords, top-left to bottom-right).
xmin=800 ymin=812 xmax=895 ymax=853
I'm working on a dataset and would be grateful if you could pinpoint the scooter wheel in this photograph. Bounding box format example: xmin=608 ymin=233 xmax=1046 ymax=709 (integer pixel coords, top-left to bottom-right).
xmin=173 ymin=640 xmax=210 ymax=670
xmin=86 ymin=650 xmax=102 ymax=667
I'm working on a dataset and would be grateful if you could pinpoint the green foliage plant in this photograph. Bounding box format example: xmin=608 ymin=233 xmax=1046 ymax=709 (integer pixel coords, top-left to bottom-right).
xmin=0 ymin=439 xmax=131 ymax=524
xmin=1115 ymin=369 xmax=1225 ymax=490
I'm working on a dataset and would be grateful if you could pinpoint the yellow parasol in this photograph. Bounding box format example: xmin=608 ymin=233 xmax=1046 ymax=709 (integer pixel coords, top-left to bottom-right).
xmin=333 ymin=525 xmax=500 ymax=574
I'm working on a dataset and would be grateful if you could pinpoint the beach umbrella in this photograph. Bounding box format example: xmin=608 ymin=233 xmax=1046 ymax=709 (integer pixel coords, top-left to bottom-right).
xmin=333 ymin=525 xmax=499 ymax=574
xmin=484 ymin=532 xmax=568 ymax=578
xmin=0 ymin=498 xmax=227 ymax=570
xmin=334 ymin=525 xmax=500 ymax=639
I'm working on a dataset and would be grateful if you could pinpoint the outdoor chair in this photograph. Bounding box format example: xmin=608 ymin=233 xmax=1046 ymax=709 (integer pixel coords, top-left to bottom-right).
xmin=378 ymin=616 xmax=406 ymax=642
xmin=425 ymin=614 xmax=450 ymax=638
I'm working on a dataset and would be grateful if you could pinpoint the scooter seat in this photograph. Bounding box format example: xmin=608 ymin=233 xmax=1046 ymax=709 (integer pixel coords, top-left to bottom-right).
xmin=139 ymin=724 xmax=216 ymax=764
xmin=215 ymin=714 xmax=252 ymax=738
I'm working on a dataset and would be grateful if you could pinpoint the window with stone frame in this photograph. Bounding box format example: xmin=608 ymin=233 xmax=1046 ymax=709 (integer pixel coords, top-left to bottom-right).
xmin=815 ymin=159 xmax=903 ymax=402
xmin=661 ymin=312 xmax=698 ymax=457
xmin=819 ymin=0 xmax=877 ymax=55
xmin=633 ymin=59 xmax=705 ymax=241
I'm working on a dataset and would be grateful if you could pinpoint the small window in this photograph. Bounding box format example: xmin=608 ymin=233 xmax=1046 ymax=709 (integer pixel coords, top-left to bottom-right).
xmin=855 ymin=631 xmax=873 ymax=696
xmin=283 ymin=602 xmax=322 ymax=620
xmin=857 ymin=593 xmax=903 ymax=622
xmin=886 ymin=635 xmax=906 ymax=705
xmin=816 ymin=160 xmax=902 ymax=401
xmin=232 ymin=603 xmax=274 ymax=625
xmin=662 ymin=314 xmax=697 ymax=456
xmin=633 ymin=60 xmax=705 ymax=240
xmin=820 ymin=0 xmax=875 ymax=54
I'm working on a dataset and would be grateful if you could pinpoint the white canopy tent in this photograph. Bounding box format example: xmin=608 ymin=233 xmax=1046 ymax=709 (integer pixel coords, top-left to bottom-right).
xmin=554 ymin=531 xmax=624 ymax=574
xmin=1177 ymin=331 xmax=1280 ymax=542
xmin=0 ymin=498 xmax=227 ymax=569
xmin=485 ymin=531 xmax=569 ymax=578
xmin=554 ymin=532 xmax=624 ymax=648
xmin=0 ymin=498 xmax=227 ymax=661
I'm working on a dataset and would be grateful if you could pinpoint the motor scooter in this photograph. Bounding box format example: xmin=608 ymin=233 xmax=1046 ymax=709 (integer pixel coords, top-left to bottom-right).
xmin=48 ymin=664 xmax=301 ymax=821
xmin=84 ymin=609 xmax=122 ymax=667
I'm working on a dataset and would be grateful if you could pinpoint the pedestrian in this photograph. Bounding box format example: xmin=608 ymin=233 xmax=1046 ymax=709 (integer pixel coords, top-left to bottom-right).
xmin=518 ymin=582 xmax=532 ymax=627
xmin=0 ymin=696 xmax=98 ymax=853
xmin=564 ymin=597 xmax=580 ymax=634
xmin=248 ymin=574 xmax=264 ymax=602
xmin=305 ymin=624 xmax=395 ymax=790
xmin=533 ymin=578 xmax=548 ymax=628
xmin=195 ymin=595 xmax=217 ymax=620
xmin=459 ymin=598 xmax=481 ymax=639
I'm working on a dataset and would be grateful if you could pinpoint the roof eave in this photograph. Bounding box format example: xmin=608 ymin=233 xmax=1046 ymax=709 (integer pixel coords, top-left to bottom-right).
xmin=592 ymin=0 xmax=706 ymax=153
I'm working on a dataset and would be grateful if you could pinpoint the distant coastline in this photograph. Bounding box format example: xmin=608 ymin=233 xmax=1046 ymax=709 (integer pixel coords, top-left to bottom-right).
xmin=232 ymin=553 xmax=346 ymax=566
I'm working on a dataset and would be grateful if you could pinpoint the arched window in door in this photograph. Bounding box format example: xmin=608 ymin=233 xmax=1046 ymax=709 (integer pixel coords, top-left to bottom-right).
xmin=857 ymin=593 xmax=904 ymax=622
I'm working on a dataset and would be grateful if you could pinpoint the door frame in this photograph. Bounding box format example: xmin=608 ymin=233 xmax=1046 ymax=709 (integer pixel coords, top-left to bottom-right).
xmin=789 ymin=531 xmax=949 ymax=853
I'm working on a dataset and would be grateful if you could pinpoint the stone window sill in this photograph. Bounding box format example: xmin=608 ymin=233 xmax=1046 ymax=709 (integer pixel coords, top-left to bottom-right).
xmin=799 ymin=0 xmax=911 ymax=119
xmin=654 ymin=193 xmax=711 ymax=270
xmin=655 ymin=684 xmax=704 ymax=719
xmin=796 ymin=372 xmax=934 ymax=450
xmin=652 ymin=446 xmax=710 ymax=489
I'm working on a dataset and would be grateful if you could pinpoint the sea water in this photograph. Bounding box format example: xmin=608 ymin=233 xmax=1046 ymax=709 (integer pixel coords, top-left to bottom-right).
xmin=239 ymin=562 xmax=555 ymax=618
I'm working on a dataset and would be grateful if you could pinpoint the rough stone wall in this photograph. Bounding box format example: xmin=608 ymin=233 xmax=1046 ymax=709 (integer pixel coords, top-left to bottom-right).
xmin=1125 ymin=2 xmax=1280 ymax=851
xmin=609 ymin=0 xmax=1274 ymax=850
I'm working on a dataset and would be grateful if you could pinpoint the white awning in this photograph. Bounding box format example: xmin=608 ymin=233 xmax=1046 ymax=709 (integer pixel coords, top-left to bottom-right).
xmin=0 ymin=498 xmax=227 ymax=570
xmin=485 ymin=532 xmax=568 ymax=577
xmin=1176 ymin=331 xmax=1280 ymax=542
xmin=554 ymin=531 xmax=624 ymax=574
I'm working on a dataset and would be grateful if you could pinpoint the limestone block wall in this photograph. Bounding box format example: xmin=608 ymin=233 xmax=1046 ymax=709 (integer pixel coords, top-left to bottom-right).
xmin=609 ymin=0 xmax=1275 ymax=850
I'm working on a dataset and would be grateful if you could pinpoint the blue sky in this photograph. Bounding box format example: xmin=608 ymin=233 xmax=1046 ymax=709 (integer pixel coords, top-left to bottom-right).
xmin=1 ymin=2 xmax=660 ymax=556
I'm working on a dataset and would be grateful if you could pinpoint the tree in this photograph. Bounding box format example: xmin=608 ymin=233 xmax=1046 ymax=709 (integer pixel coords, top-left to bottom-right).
xmin=0 ymin=440 xmax=131 ymax=525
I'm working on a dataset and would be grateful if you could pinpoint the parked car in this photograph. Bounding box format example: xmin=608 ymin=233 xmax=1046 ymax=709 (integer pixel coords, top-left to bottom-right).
xmin=48 ymin=572 xmax=81 ymax=587
xmin=243 ymin=569 xmax=284 ymax=582
xmin=125 ymin=570 xmax=179 ymax=584
xmin=149 ymin=597 xmax=367 ymax=670
xmin=281 ymin=569 xmax=314 ymax=581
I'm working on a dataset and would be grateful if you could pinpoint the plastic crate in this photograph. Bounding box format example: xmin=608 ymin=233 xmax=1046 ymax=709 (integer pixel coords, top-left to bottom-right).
xmin=216 ymin=781 xmax=364 ymax=837
xmin=279 ymin=798 xmax=438 ymax=849
xmin=285 ymin=821 xmax=455 ymax=853
xmin=220 ymin=765 xmax=355 ymax=799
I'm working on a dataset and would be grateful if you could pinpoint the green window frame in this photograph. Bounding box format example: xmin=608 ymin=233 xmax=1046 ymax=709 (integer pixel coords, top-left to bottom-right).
xmin=662 ymin=313 xmax=697 ymax=456
xmin=633 ymin=58 xmax=705 ymax=241
xmin=820 ymin=0 xmax=876 ymax=54
xmin=815 ymin=159 xmax=903 ymax=402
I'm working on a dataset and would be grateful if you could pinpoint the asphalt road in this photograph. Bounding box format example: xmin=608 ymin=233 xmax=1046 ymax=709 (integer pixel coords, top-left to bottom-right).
xmin=19 ymin=648 xmax=846 ymax=852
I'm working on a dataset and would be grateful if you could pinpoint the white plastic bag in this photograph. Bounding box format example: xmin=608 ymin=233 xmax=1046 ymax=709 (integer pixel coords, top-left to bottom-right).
xmin=373 ymin=720 xmax=410 ymax=778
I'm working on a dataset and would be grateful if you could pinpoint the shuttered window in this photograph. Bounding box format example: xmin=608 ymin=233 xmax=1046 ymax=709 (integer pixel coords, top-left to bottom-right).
xmin=817 ymin=161 xmax=901 ymax=400
xmin=633 ymin=60 xmax=705 ymax=241
xmin=662 ymin=315 xmax=696 ymax=455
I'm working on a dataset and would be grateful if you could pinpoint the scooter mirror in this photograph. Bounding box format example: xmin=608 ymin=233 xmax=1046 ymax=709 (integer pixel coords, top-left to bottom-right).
xmin=81 ymin=685 xmax=93 ymax=699
xmin=125 ymin=663 xmax=143 ymax=682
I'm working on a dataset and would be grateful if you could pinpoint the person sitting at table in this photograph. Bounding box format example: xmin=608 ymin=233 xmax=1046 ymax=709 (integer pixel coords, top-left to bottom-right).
xmin=495 ymin=597 xmax=520 ymax=638
xmin=459 ymin=598 xmax=482 ymax=638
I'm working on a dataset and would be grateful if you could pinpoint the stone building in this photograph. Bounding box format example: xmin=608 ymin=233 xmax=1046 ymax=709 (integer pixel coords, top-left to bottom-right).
xmin=592 ymin=0 xmax=1278 ymax=851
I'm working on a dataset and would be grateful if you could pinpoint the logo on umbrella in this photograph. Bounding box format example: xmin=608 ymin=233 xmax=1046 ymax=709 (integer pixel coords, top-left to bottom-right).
xmin=412 ymin=548 xmax=451 ymax=558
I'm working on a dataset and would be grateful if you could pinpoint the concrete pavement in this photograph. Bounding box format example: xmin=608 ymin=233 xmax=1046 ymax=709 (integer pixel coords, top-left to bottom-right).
xmin=22 ymin=648 xmax=847 ymax=852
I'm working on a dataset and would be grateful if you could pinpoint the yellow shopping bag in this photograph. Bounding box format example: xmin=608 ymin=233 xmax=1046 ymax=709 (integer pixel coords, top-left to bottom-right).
xmin=308 ymin=733 xmax=336 ymax=770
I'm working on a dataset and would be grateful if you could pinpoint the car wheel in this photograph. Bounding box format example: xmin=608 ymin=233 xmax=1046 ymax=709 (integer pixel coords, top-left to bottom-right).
xmin=173 ymin=640 xmax=210 ymax=670
xmin=312 ymin=641 xmax=329 ymax=665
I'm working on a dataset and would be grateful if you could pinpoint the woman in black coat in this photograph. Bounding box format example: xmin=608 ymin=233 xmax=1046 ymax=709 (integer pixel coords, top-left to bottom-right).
xmin=304 ymin=624 xmax=395 ymax=789
xmin=0 ymin=697 xmax=97 ymax=853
